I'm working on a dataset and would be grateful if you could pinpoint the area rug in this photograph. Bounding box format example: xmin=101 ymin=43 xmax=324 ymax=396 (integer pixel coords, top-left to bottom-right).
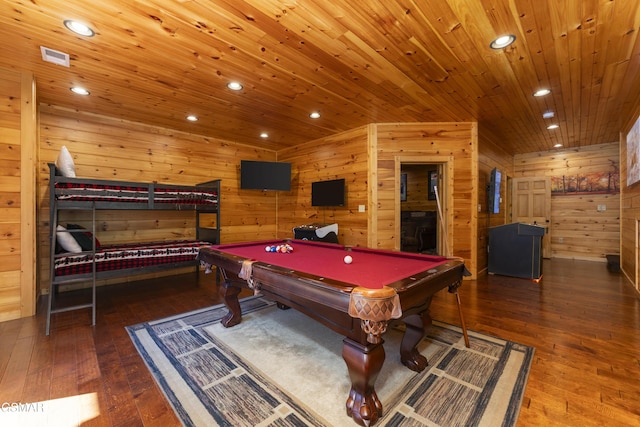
xmin=127 ymin=296 xmax=534 ymax=427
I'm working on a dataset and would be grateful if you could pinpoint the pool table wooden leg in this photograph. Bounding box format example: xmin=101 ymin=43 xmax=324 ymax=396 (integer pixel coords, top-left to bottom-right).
xmin=219 ymin=281 xmax=242 ymax=327
xmin=400 ymin=311 xmax=431 ymax=372
xmin=342 ymin=338 xmax=385 ymax=426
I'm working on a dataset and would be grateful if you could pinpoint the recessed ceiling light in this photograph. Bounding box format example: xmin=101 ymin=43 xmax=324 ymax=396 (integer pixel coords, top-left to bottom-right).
xmin=533 ymin=89 xmax=551 ymax=97
xmin=186 ymin=115 xmax=198 ymax=122
xmin=70 ymin=86 xmax=90 ymax=96
xmin=260 ymin=132 xmax=269 ymax=138
xmin=227 ymin=82 xmax=243 ymax=91
xmin=309 ymin=112 xmax=321 ymax=119
xmin=490 ymin=34 xmax=516 ymax=49
xmin=547 ymin=124 xmax=559 ymax=130
xmin=554 ymin=143 xmax=563 ymax=148
xmin=542 ymin=111 xmax=555 ymax=119
xmin=64 ymin=20 xmax=95 ymax=37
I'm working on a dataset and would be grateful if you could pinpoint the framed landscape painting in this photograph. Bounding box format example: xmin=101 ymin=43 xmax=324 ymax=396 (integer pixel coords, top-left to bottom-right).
xmin=626 ymin=115 xmax=640 ymax=186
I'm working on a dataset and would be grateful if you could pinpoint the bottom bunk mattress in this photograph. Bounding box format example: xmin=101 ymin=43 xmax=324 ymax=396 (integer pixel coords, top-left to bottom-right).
xmin=54 ymin=240 xmax=211 ymax=277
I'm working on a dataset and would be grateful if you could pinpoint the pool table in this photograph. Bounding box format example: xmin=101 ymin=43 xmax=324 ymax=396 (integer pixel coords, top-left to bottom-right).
xmin=197 ymin=239 xmax=467 ymax=426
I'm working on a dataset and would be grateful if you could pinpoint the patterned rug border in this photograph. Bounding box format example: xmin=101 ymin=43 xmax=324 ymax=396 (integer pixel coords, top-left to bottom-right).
xmin=127 ymin=296 xmax=534 ymax=426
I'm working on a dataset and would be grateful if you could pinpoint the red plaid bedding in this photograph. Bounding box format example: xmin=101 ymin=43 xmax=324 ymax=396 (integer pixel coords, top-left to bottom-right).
xmin=54 ymin=240 xmax=210 ymax=277
xmin=55 ymin=182 xmax=218 ymax=205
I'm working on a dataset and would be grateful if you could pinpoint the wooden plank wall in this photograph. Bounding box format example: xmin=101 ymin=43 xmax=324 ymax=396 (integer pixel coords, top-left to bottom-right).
xmin=620 ymin=112 xmax=640 ymax=293
xmin=375 ymin=122 xmax=478 ymax=278
xmin=0 ymin=70 xmax=24 ymax=322
xmin=34 ymin=111 xmax=484 ymax=300
xmin=0 ymin=69 xmax=36 ymax=322
xmin=34 ymin=111 xmax=481 ymax=299
xmin=478 ymin=131 xmax=514 ymax=275
xmin=279 ymin=123 xmax=479 ymax=277
xmin=401 ymin=165 xmax=439 ymax=212
xmin=514 ymin=142 xmax=620 ymax=261
xmin=277 ymin=126 xmax=370 ymax=247
xmin=37 ymin=105 xmax=278 ymax=295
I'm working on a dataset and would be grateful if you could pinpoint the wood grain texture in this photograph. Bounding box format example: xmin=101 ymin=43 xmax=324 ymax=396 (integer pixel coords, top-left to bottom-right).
xmin=277 ymin=126 xmax=370 ymax=248
xmin=514 ymin=143 xmax=620 ymax=261
xmin=0 ymin=87 xmax=21 ymax=324
xmin=478 ymin=134 xmax=514 ymax=275
xmin=37 ymin=106 xmax=279 ymax=296
xmin=401 ymin=166 xmax=438 ymax=212
xmin=376 ymin=122 xmax=478 ymax=276
xmin=0 ymin=0 xmax=638 ymax=154
xmin=36 ymin=108 xmax=482 ymax=300
xmin=0 ymin=69 xmax=36 ymax=323
xmin=620 ymin=116 xmax=640 ymax=293
xmin=20 ymin=72 xmax=37 ymax=319
xmin=1 ymin=259 xmax=639 ymax=426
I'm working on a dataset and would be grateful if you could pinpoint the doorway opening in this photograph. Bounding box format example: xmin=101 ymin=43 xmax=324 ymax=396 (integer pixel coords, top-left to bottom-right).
xmin=399 ymin=160 xmax=449 ymax=256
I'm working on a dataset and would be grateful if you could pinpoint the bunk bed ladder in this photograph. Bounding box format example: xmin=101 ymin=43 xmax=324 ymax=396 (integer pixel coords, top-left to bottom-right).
xmin=46 ymin=203 xmax=97 ymax=335
xmin=45 ymin=205 xmax=58 ymax=336
xmin=196 ymin=179 xmax=221 ymax=278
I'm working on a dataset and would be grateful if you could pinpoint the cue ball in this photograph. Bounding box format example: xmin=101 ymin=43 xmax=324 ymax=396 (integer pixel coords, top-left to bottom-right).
xmin=344 ymin=255 xmax=353 ymax=264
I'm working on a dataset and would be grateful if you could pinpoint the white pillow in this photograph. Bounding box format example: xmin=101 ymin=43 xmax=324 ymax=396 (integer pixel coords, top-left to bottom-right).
xmin=56 ymin=225 xmax=82 ymax=253
xmin=55 ymin=146 xmax=76 ymax=178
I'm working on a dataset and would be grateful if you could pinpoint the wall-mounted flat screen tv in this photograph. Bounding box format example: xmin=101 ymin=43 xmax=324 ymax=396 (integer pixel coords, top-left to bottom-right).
xmin=240 ymin=160 xmax=291 ymax=191
xmin=312 ymin=178 xmax=346 ymax=206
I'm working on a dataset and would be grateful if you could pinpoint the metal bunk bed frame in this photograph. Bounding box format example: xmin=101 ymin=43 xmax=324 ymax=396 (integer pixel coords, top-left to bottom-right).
xmin=46 ymin=163 xmax=220 ymax=335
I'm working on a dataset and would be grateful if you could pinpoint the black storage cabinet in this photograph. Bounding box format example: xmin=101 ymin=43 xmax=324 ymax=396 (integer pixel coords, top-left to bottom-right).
xmin=488 ymin=223 xmax=545 ymax=280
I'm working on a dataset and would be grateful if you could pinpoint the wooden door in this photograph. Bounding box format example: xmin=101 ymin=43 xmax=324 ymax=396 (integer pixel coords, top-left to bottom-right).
xmin=512 ymin=177 xmax=551 ymax=258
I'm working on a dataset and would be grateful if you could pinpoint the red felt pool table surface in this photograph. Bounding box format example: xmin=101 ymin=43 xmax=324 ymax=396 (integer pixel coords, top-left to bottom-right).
xmin=197 ymin=239 xmax=467 ymax=426
xmin=207 ymin=239 xmax=449 ymax=289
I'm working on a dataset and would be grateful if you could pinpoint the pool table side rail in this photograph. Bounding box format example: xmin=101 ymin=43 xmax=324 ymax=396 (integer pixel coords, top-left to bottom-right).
xmin=198 ymin=245 xmax=465 ymax=294
xmin=197 ymin=246 xmax=466 ymax=320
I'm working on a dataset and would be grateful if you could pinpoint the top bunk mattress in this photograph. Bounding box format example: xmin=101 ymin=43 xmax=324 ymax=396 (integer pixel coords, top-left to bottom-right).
xmin=54 ymin=181 xmax=218 ymax=205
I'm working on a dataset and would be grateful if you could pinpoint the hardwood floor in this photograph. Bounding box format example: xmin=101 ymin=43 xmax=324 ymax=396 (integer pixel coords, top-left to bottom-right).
xmin=1 ymin=259 xmax=639 ymax=426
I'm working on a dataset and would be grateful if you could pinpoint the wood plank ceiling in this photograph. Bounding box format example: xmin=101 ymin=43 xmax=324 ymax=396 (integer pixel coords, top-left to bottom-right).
xmin=1 ymin=0 xmax=639 ymax=154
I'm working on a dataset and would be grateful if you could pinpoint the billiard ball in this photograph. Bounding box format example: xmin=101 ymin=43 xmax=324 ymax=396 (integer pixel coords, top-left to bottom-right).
xmin=344 ymin=255 xmax=353 ymax=264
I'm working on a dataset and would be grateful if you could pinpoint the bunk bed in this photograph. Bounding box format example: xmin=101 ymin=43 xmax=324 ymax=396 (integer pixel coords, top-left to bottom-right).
xmin=46 ymin=163 xmax=221 ymax=335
